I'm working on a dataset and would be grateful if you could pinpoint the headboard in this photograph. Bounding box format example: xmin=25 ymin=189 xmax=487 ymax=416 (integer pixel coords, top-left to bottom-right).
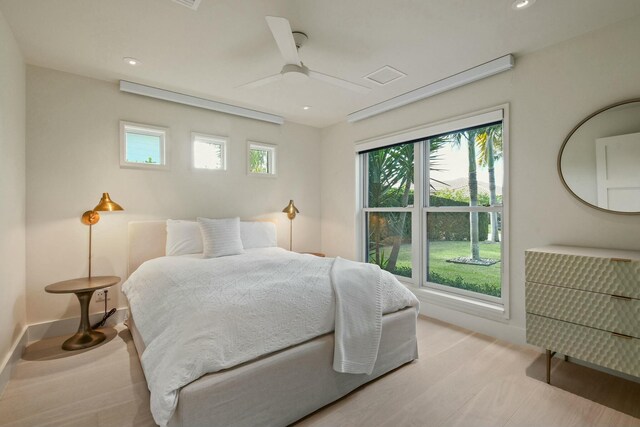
xmin=128 ymin=221 xmax=167 ymax=277
xmin=127 ymin=218 xmax=278 ymax=277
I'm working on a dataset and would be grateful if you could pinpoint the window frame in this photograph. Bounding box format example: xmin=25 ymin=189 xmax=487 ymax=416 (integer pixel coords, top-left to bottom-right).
xmin=120 ymin=121 xmax=169 ymax=170
xmin=356 ymin=105 xmax=510 ymax=320
xmin=247 ymin=141 xmax=277 ymax=177
xmin=191 ymin=132 xmax=228 ymax=172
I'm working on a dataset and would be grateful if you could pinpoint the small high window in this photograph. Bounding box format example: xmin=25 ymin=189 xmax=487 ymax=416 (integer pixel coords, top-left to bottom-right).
xmin=120 ymin=121 xmax=169 ymax=169
xmin=192 ymin=133 xmax=227 ymax=171
xmin=248 ymin=141 xmax=277 ymax=176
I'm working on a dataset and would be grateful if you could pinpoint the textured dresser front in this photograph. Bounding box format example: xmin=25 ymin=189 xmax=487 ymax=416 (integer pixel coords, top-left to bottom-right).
xmin=525 ymin=245 xmax=640 ymax=380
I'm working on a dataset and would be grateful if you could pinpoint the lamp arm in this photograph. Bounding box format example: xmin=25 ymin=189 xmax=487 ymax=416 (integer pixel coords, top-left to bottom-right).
xmin=88 ymin=224 xmax=92 ymax=278
xmin=81 ymin=210 xmax=100 ymax=278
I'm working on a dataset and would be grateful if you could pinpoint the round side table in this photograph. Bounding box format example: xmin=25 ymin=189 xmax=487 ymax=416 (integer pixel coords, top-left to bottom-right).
xmin=45 ymin=276 xmax=120 ymax=351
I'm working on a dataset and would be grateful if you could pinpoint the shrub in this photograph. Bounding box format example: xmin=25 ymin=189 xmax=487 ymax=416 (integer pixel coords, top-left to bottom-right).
xmin=389 ymin=265 xmax=412 ymax=278
xmin=428 ymin=271 xmax=500 ymax=297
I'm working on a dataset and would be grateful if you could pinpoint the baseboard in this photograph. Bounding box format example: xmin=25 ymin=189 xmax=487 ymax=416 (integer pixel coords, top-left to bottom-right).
xmin=0 ymin=326 xmax=28 ymax=398
xmin=27 ymin=307 xmax=129 ymax=343
xmin=417 ymin=298 xmax=526 ymax=344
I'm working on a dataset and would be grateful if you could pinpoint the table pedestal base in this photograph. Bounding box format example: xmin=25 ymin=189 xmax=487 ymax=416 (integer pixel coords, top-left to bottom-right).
xmin=62 ymin=289 xmax=106 ymax=351
xmin=62 ymin=329 xmax=106 ymax=351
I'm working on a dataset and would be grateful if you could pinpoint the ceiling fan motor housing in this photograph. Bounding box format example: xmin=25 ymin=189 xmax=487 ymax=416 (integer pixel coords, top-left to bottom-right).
xmin=292 ymin=31 xmax=308 ymax=49
xmin=281 ymin=63 xmax=309 ymax=81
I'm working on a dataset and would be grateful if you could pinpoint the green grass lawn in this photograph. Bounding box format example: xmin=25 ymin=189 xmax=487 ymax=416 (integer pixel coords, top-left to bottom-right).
xmin=372 ymin=240 xmax=501 ymax=297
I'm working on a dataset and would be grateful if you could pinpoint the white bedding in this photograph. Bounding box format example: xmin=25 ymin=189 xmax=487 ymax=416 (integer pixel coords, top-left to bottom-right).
xmin=331 ymin=257 xmax=383 ymax=375
xmin=122 ymin=248 xmax=418 ymax=427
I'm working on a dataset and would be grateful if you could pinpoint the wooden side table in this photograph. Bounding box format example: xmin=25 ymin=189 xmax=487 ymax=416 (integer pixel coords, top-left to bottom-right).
xmin=45 ymin=276 xmax=120 ymax=351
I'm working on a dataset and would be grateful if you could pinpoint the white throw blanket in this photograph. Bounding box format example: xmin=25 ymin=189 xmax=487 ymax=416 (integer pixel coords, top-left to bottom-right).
xmin=331 ymin=257 xmax=382 ymax=375
xmin=122 ymin=248 xmax=418 ymax=427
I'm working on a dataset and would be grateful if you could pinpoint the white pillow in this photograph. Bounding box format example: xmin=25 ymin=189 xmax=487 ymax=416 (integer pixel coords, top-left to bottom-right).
xmin=166 ymin=220 xmax=203 ymax=256
xmin=240 ymin=221 xmax=277 ymax=249
xmin=198 ymin=217 xmax=245 ymax=258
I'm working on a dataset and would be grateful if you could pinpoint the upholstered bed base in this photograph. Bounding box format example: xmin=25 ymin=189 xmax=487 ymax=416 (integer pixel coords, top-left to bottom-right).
xmin=127 ymin=307 xmax=418 ymax=427
xmin=126 ymin=220 xmax=418 ymax=426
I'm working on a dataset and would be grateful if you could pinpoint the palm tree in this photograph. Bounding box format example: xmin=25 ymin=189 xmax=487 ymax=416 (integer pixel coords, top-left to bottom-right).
xmin=368 ymin=140 xmax=448 ymax=273
xmin=465 ymin=130 xmax=481 ymax=260
xmin=368 ymin=145 xmax=412 ymax=271
xmin=475 ymin=125 xmax=503 ymax=242
xmin=368 ymin=144 xmax=413 ymax=272
xmin=435 ymin=130 xmax=481 ymax=260
xmin=384 ymin=144 xmax=413 ymax=272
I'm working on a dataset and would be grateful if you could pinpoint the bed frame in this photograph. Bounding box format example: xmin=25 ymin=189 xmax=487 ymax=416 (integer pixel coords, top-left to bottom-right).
xmin=126 ymin=221 xmax=419 ymax=427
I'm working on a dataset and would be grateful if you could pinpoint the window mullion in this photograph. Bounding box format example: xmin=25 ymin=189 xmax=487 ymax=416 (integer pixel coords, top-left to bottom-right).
xmin=424 ymin=206 xmax=503 ymax=213
xmin=363 ymin=207 xmax=413 ymax=213
xmin=413 ymin=142 xmax=423 ymax=286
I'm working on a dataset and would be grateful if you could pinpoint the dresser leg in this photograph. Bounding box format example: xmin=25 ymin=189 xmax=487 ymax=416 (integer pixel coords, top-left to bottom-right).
xmin=546 ymin=349 xmax=556 ymax=384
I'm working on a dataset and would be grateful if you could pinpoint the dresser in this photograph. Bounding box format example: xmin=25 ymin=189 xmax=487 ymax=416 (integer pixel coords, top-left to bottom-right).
xmin=525 ymin=245 xmax=640 ymax=384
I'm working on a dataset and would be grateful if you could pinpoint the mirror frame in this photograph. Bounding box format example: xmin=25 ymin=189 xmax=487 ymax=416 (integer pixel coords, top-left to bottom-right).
xmin=557 ymin=97 xmax=640 ymax=215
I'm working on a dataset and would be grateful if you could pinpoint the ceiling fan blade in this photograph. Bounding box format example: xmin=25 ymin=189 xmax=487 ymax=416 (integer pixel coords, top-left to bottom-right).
xmin=238 ymin=73 xmax=283 ymax=89
xmin=308 ymin=70 xmax=371 ymax=94
xmin=265 ymin=16 xmax=301 ymax=66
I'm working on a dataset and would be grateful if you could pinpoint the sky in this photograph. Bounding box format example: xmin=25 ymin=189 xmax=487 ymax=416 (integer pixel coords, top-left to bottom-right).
xmin=430 ymin=141 xmax=504 ymax=196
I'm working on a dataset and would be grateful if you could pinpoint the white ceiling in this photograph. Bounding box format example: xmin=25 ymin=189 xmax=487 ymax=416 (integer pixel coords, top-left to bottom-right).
xmin=2 ymin=0 xmax=640 ymax=128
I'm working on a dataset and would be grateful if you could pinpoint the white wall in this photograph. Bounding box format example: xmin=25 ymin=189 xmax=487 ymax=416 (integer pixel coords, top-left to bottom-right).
xmin=0 ymin=10 xmax=26 ymax=373
xmin=26 ymin=66 xmax=322 ymax=325
xmin=320 ymin=16 xmax=640 ymax=343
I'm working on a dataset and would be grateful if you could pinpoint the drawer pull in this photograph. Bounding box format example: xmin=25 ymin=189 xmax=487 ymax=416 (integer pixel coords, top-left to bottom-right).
xmin=611 ymin=294 xmax=632 ymax=301
xmin=612 ymin=332 xmax=633 ymax=340
xmin=610 ymin=258 xmax=632 ymax=263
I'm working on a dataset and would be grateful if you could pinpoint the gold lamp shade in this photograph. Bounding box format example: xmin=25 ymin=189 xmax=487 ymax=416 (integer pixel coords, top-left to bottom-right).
xmin=94 ymin=193 xmax=124 ymax=212
xmin=81 ymin=193 xmax=123 ymax=225
xmin=282 ymin=199 xmax=299 ymax=220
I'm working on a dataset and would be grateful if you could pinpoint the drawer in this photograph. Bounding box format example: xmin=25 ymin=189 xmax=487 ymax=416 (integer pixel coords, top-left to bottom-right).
xmin=526 ymin=282 xmax=640 ymax=338
xmin=525 ymin=251 xmax=640 ymax=299
xmin=526 ymin=314 xmax=640 ymax=377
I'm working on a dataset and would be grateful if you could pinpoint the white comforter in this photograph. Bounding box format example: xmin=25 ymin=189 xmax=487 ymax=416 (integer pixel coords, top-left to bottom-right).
xmin=122 ymin=248 xmax=418 ymax=427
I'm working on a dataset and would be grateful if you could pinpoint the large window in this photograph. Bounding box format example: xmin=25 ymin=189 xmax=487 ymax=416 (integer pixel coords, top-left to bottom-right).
xmin=360 ymin=108 xmax=507 ymax=311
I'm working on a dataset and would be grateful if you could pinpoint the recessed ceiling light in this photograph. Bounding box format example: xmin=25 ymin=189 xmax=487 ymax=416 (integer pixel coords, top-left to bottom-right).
xmin=123 ymin=57 xmax=141 ymax=66
xmin=303 ymin=106 xmax=311 ymax=110
xmin=512 ymin=0 xmax=535 ymax=10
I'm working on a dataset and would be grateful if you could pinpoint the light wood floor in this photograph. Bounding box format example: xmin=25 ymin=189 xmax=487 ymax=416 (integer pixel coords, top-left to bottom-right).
xmin=1 ymin=317 xmax=638 ymax=427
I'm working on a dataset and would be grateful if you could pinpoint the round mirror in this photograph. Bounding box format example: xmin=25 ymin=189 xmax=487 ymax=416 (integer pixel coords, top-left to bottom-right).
xmin=558 ymin=99 xmax=640 ymax=214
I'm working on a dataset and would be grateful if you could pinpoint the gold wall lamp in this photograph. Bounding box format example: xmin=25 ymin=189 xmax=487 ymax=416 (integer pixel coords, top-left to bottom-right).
xmin=81 ymin=193 xmax=124 ymax=278
xmin=282 ymin=199 xmax=299 ymax=251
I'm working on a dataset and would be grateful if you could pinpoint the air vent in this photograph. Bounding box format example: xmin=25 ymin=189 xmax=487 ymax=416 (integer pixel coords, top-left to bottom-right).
xmin=172 ymin=0 xmax=202 ymax=10
xmin=364 ymin=65 xmax=406 ymax=86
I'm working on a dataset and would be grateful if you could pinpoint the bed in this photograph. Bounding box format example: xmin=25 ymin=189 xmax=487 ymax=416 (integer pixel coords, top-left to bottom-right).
xmin=124 ymin=220 xmax=419 ymax=427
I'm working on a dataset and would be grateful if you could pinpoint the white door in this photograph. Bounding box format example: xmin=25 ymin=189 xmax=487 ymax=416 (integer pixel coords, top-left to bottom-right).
xmin=596 ymin=132 xmax=640 ymax=211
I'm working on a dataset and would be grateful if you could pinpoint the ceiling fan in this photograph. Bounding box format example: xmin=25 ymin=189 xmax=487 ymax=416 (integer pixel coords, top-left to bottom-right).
xmin=240 ymin=16 xmax=371 ymax=94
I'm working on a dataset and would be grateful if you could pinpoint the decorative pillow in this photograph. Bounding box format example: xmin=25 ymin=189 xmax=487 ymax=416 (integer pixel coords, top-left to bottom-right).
xmin=240 ymin=221 xmax=277 ymax=249
xmin=166 ymin=220 xmax=203 ymax=256
xmin=198 ymin=217 xmax=245 ymax=258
